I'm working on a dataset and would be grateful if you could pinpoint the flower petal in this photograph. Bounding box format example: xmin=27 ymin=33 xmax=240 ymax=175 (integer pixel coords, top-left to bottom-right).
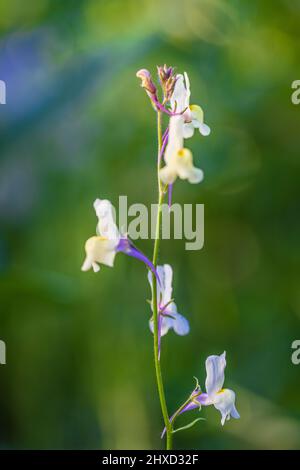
xmin=149 ymin=305 xmax=190 ymax=337
xmin=159 ymin=165 xmax=177 ymax=185
xmin=183 ymin=72 xmax=191 ymax=100
xmin=190 ymin=105 xmax=211 ymax=137
xmin=190 ymin=104 xmax=204 ymax=123
xmin=81 ymin=236 xmax=117 ymax=271
xmin=187 ymin=167 xmax=204 ymax=184
xmin=176 ymin=148 xmax=204 ymax=184
xmin=170 ymin=309 xmax=190 ymax=335
xmin=205 ymin=352 xmax=226 ymax=398
xmin=94 ymin=199 xmax=120 ymax=241
xmin=149 ymin=315 xmax=173 ymax=337
xmin=161 ymin=264 xmax=173 ymax=305
xmin=164 ymin=116 xmax=184 ymax=163
xmin=170 ymin=74 xmax=190 ymax=113
xmin=183 ymin=122 xmax=195 ymax=139
xmin=212 ymin=388 xmax=240 ymax=426
xmin=92 ymin=262 xmax=100 ymax=272
xmin=199 ymin=122 xmax=211 ymax=136
xmin=148 ymin=264 xmax=171 ymax=308
xmin=81 ymin=256 xmax=94 ymax=272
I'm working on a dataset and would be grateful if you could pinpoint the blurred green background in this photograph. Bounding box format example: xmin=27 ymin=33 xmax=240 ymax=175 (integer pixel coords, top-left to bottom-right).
xmin=0 ymin=0 xmax=300 ymax=450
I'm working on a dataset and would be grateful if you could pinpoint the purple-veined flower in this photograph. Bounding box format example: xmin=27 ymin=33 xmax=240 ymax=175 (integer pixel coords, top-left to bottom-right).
xmin=81 ymin=199 xmax=159 ymax=280
xmin=159 ymin=116 xmax=204 ymax=185
xmin=148 ymin=264 xmax=189 ymax=356
xmin=162 ymin=352 xmax=239 ymax=437
xmin=170 ymin=72 xmax=211 ymax=138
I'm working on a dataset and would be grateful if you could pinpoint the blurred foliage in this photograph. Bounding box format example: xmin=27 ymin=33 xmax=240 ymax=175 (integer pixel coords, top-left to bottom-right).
xmin=0 ymin=0 xmax=300 ymax=450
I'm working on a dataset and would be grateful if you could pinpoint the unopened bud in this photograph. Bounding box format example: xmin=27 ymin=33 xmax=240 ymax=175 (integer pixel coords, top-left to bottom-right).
xmin=136 ymin=69 xmax=157 ymax=95
xmin=157 ymin=64 xmax=176 ymax=100
xmin=157 ymin=64 xmax=174 ymax=83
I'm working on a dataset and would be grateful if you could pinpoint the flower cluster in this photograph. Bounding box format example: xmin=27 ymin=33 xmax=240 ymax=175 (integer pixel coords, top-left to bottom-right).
xmin=82 ymin=65 xmax=239 ymax=447
xmin=137 ymin=67 xmax=210 ymax=187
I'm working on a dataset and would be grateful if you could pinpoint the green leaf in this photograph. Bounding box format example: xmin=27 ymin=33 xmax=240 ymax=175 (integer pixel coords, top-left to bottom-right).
xmin=172 ymin=417 xmax=205 ymax=434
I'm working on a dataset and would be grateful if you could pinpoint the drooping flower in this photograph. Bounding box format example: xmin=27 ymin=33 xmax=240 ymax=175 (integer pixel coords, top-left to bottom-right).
xmin=170 ymin=72 xmax=211 ymax=138
xmin=148 ymin=264 xmax=189 ymax=355
xmin=159 ymin=116 xmax=204 ymax=185
xmin=164 ymin=352 xmax=239 ymax=432
xmin=81 ymin=199 xmax=160 ymax=280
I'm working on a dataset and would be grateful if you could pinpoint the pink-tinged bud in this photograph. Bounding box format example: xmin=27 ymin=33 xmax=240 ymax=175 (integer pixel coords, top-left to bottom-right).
xmin=136 ymin=68 xmax=157 ymax=95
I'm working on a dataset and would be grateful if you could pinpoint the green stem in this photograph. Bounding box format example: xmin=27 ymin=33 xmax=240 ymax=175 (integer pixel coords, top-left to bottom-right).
xmin=152 ymin=111 xmax=173 ymax=450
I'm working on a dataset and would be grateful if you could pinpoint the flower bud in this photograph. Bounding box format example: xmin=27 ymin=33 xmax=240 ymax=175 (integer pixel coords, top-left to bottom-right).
xmin=157 ymin=64 xmax=174 ymax=83
xmin=136 ymin=69 xmax=157 ymax=95
xmin=157 ymin=64 xmax=176 ymax=100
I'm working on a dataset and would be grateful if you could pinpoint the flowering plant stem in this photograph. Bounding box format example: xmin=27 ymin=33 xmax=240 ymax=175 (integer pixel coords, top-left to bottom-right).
xmin=151 ymin=110 xmax=173 ymax=450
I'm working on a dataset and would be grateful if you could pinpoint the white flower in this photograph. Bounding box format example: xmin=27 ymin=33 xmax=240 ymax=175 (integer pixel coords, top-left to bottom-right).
xmin=82 ymin=199 xmax=160 ymax=276
xmin=162 ymin=352 xmax=240 ymax=438
xmin=81 ymin=199 xmax=120 ymax=273
xmin=170 ymin=72 xmax=211 ymax=138
xmin=201 ymin=352 xmax=240 ymax=425
xmin=148 ymin=264 xmax=190 ymax=337
xmin=159 ymin=116 xmax=204 ymax=185
xmin=170 ymin=72 xmax=191 ymax=114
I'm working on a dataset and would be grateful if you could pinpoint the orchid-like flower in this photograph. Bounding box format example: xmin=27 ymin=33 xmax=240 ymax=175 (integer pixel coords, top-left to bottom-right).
xmin=170 ymin=72 xmax=211 ymax=138
xmin=159 ymin=116 xmax=204 ymax=185
xmin=170 ymin=352 xmax=240 ymax=429
xmin=81 ymin=199 xmax=159 ymax=280
xmin=148 ymin=264 xmax=189 ymax=355
xmin=81 ymin=199 xmax=120 ymax=272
